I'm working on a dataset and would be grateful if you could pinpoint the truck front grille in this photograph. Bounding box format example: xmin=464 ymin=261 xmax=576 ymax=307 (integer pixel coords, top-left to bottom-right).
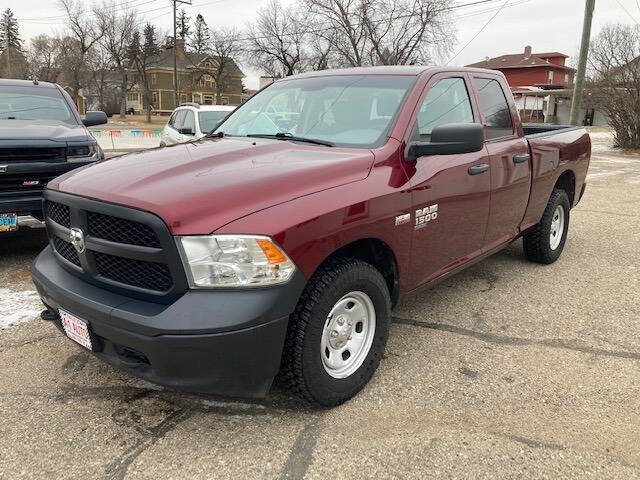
xmin=0 ymin=173 xmax=60 ymax=198
xmin=94 ymin=252 xmax=173 ymax=292
xmin=0 ymin=147 xmax=66 ymax=163
xmin=87 ymin=211 xmax=160 ymax=248
xmin=44 ymin=191 xmax=188 ymax=302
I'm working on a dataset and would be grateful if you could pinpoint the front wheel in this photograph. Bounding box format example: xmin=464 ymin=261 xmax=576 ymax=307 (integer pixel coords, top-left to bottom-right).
xmin=279 ymin=257 xmax=391 ymax=407
xmin=523 ymin=188 xmax=571 ymax=264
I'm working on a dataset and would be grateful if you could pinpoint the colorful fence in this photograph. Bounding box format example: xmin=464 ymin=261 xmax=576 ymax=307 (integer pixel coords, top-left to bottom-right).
xmin=89 ymin=129 xmax=163 ymax=151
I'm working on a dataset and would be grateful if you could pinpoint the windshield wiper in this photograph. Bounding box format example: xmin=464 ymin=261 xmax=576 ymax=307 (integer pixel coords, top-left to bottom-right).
xmin=246 ymin=133 xmax=334 ymax=147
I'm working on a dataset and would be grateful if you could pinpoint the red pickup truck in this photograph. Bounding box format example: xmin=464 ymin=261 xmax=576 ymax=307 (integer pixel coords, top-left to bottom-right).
xmin=32 ymin=66 xmax=590 ymax=406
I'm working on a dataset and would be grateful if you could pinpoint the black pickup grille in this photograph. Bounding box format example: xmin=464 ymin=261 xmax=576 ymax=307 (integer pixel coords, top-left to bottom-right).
xmin=87 ymin=211 xmax=160 ymax=248
xmin=0 ymin=147 xmax=66 ymax=163
xmin=52 ymin=237 xmax=80 ymax=267
xmin=47 ymin=201 xmax=71 ymax=228
xmin=0 ymin=173 xmax=59 ymax=198
xmin=44 ymin=193 xmax=187 ymax=301
xmin=95 ymin=252 xmax=173 ymax=291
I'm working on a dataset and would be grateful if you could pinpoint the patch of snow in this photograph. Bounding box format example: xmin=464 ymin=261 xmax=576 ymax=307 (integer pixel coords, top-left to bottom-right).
xmin=0 ymin=288 xmax=42 ymax=329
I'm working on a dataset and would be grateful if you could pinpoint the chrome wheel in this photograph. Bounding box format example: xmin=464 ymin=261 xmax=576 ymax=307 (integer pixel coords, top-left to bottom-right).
xmin=549 ymin=205 xmax=565 ymax=250
xmin=321 ymin=291 xmax=376 ymax=379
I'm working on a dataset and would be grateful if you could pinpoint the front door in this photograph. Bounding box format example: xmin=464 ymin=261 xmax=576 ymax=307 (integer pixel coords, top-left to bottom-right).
xmin=404 ymin=74 xmax=491 ymax=290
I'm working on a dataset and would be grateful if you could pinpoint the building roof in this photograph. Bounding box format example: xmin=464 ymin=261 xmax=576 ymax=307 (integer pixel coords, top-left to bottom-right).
xmin=149 ymin=47 xmax=244 ymax=77
xmin=466 ymin=53 xmax=576 ymax=71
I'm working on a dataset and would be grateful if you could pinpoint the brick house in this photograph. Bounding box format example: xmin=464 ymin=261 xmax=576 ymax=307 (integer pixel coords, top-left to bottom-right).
xmin=127 ymin=39 xmax=244 ymax=114
xmin=466 ymin=46 xmax=576 ymax=88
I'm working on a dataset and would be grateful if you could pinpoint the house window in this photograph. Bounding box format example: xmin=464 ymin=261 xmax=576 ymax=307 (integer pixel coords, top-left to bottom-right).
xmin=203 ymin=95 xmax=213 ymax=105
xmin=152 ymin=92 xmax=158 ymax=107
xmin=192 ymin=93 xmax=202 ymax=104
xmin=220 ymin=96 xmax=229 ymax=106
xmin=180 ymin=94 xmax=187 ymax=104
xmin=548 ymin=71 xmax=554 ymax=83
xmin=151 ymin=73 xmax=157 ymax=85
xmin=564 ymin=73 xmax=569 ymax=84
xmin=127 ymin=93 xmax=139 ymax=102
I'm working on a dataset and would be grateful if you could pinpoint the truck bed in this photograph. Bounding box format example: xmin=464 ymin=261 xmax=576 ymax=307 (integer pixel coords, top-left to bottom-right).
xmin=520 ymin=125 xmax=591 ymax=232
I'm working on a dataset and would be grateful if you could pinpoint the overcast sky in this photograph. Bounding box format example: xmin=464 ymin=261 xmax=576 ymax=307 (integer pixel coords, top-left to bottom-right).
xmin=13 ymin=0 xmax=639 ymax=89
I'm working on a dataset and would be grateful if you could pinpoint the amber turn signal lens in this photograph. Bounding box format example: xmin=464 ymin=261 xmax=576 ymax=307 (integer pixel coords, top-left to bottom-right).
xmin=256 ymin=239 xmax=287 ymax=264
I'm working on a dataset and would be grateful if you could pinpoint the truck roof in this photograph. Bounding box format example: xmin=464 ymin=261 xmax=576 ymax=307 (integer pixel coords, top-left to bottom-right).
xmin=282 ymin=65 xmax=503 ymax=81
xmin=0 ymin=78 xmax=58 ymax=89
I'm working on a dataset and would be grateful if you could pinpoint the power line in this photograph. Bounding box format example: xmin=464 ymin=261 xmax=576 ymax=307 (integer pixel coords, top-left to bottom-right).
xmin=614 ymin=0 xmax=639 ymax=23
xmin=446 ymin=0 xmax=511 ymax=64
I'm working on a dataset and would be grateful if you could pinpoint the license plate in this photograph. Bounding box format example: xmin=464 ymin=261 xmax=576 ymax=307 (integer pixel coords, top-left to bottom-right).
xmin=0 ymin=213 xmax=17 ymax=232
xmin=60 ymin=309 xmax=93 ymax=351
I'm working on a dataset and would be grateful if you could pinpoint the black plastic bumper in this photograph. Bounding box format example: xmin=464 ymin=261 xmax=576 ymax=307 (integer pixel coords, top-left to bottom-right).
xmin=31 ymin=246 xmax=306 ymax=398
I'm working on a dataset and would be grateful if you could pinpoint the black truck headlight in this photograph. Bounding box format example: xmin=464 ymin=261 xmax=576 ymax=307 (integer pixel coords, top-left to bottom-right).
xmin=67 ymin=143 xmax=104 ymax=162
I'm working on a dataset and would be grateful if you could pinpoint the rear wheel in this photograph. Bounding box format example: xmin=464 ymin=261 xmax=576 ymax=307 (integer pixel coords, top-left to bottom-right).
xmin=523 ymin=188 xmax=571 ymax=264
xmin=279 ymin=257 xmax=391 ymax=407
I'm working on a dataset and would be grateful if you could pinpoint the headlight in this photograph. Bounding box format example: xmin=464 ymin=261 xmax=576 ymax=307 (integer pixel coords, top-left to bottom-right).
xmin=177 ymin=235 xmax=296 ymax=288
xmin=67 ymin=143 xmax=103 ymax=162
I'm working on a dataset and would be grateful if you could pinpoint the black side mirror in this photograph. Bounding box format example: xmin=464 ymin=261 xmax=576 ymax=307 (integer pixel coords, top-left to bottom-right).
xmin=406 ymin=123 xmax=485 ymax=160
xmin=83 ymin=111 xmax=108 ymax=127
xmin=179 ymin=127 xmax=194 ymax=135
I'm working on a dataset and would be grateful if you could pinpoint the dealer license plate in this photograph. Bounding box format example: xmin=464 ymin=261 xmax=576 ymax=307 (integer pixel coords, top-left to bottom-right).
xmin=0 ymin=213 xmax=18 ymax=232
xmin=60 ymin=309 xmax=93 ymax=351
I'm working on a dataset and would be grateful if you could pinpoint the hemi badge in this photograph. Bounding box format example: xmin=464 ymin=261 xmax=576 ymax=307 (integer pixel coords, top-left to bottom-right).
xmin=395 ymin=213 xmax=411 ymax=226
xmin=0 ymin=165 xmax=7 ymax=173
xmin=23 ymin=180 xmax=40 ymax=186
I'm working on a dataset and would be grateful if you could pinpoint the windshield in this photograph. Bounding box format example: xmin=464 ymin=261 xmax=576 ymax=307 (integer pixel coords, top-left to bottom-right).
xmin=215 ymin=75 xmax=415 ymax=148
xmin=0 ymin=86 xmax=76 ymax=125
xmin=199 ymin=110 xmax=231 ymax=134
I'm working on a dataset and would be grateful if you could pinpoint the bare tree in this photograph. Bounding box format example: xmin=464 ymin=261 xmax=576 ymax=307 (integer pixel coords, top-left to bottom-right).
xmin=246 ymin=0 xmax=306 ymax=77
xmin=95 ymin=1 xmax=137 ymax=118
xmin=27 ymin=35 xmax=61 ymax=82
xmin=363 ymin=0 xmax=453 ymax=65
xmin=303 ymin=0 xmax=368 ymax=67
xmin=210 ymin=27 xmax=243 ymax=104
xmin=58 ymin=0 xmax=104 ymax=101
xmin=588 ymin=24 xmax=640 ymax=149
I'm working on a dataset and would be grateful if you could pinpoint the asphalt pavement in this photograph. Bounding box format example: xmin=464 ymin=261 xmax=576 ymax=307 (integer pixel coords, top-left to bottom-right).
xmin=1 ymin=133 xmax=639 ymax=479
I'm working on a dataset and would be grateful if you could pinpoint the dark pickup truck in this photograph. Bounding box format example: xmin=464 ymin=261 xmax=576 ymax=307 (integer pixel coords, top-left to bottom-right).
xmin=0 ymin=79 xmax=106 ymax=232
xmin=31 ymin=67 xmax=590 ymax=406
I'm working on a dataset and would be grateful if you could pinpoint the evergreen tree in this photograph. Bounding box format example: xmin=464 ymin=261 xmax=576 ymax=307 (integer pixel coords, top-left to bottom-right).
xmin=176 ymin=9 xmax=190 ymax=40
xmin=0 ymin=8 xmax=26 ymax=78
xmin=189 ymin=14 xmax=210 ymax=53
xmin=128 ymin=25 xmax=160 ymax=123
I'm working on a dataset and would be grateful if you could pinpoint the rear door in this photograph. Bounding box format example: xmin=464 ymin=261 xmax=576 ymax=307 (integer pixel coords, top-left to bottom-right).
xmin=471 ymin=76 xmax=531 ymax=248
xmin=405 ymin=73 xmax=492 ymax=289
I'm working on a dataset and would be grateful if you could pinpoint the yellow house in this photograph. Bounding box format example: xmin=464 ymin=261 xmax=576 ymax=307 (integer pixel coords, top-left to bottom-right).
xmin=127 ymin=39 xmax=244 ymax=114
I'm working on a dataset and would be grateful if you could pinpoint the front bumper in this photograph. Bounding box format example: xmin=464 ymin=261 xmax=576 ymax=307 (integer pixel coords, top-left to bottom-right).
xmin=31 ymin=246 xmax=306 ymax=398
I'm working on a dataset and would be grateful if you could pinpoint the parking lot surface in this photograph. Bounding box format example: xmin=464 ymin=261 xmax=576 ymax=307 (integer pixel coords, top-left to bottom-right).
xmin=1 ymin=133 xmax=639 ymax=479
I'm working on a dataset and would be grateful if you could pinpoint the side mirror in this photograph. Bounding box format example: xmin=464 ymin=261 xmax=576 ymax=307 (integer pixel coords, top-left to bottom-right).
xmin=406 ymin=123 xmax=485 ymax=160
xmin=83 ymin=111 xmax=108 ymax=127
xmin=179 ymin=127 xmax=194 ymax=135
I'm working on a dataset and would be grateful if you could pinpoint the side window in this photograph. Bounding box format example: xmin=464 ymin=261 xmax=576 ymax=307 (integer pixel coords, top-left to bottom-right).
xmin=416 ymin=77 xmax=474 ymax=141
xmin=472 ymin=78 xmax=514 ymax=140
xmin=168 ymin=112 xmax=176 ymax=127
xmin=172 ymin=110 xmax=186 ymax=130
xmin=182 ymin=110 xmax=195 ymax=131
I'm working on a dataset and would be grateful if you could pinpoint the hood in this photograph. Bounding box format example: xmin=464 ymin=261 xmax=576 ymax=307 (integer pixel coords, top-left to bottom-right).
xmin=50 ymin=137 xmax=374 ymax=234
xmin=0 ymin=120 xmax=90 ymax=143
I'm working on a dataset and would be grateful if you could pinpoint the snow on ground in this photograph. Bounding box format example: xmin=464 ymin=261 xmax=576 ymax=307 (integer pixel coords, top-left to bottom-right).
xmin=0 ymin=288 xmax=43 ymax=329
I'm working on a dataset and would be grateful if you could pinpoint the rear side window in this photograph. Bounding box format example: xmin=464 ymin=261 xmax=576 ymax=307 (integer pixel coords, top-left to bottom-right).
xmin=182 ymin=110 xmax=195 ymax=131
xmin=416 ymin=77 xmax=474 ymax=140
xmin=172 ymin=110 xmax=186 ymax=130
xmin=473 ymin=78 xmax=514 ymax=140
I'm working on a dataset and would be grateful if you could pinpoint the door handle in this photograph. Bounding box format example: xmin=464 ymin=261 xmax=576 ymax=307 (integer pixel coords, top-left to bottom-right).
xmin=513 ymin=153 xmax=530 ymax=164
xmin=468 ymin=164 xmax=489 ymax=175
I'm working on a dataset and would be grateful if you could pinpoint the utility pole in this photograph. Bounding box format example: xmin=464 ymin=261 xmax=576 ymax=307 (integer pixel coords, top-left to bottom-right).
xmin=570 ymin=0 xmax=595 ymax=126
xmin=172 ymin=0 xmax=191 ymax=109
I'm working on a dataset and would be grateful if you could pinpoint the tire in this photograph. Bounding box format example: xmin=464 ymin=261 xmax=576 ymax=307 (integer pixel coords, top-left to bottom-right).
xmin=279 ymin=257 xmax=391 ymax=407
xmin=159 ymin=142 xmax=166 ymax=148
xmin=523 ymin=188 xmax=571 ymax=264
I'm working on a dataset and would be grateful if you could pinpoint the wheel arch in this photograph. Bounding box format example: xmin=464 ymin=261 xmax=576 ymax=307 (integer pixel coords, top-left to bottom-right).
xmin=309 ymin=237 xmax=400 ymax=307
xmin=554 ymin=169 xmax=576 ymax=207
